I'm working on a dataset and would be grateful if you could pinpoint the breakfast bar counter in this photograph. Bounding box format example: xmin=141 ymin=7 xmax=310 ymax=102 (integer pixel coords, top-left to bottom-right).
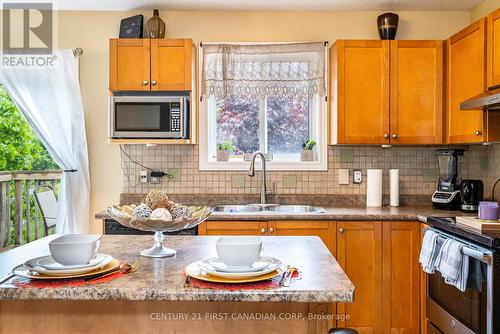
xmin=0 ymin=235 xmax=353 ymax=334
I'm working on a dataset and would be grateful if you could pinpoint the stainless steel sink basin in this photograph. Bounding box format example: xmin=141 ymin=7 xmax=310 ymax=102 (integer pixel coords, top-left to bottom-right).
xmin=267 ymin=205 xmax=324 ymax=213
xmin=212 ymin=204 xmax=324 ymax=213
xmin=212 ymin=205 xmax=263 ymax=213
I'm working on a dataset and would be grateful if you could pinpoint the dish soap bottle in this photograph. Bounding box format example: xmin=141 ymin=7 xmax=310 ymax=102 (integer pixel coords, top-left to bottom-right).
xmin=146 ymin=9 xmax=165 ymax=38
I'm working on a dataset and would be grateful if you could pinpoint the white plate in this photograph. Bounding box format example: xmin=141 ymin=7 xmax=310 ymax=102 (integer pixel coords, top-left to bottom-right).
xmin=37 ymin=254 xmax=107 ymax=270
xmin=198 ymin=257 xmax=282 ymax=279
xmin=208 ymin=256 xmax=275 ymax=273
xmin=23 ymin=254 xmax=113 ymax=276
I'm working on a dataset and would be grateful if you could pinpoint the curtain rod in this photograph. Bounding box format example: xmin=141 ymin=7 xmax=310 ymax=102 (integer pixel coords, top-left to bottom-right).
xmin=73 ymin=47 xmax=83 ymax=57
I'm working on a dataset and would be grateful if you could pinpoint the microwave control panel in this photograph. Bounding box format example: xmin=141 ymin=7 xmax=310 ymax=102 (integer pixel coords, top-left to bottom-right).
xmin=169 ymin=102 xmax=181 ymax=132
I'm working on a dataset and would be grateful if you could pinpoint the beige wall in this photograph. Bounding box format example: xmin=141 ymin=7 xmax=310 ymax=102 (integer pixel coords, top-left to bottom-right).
xmin=55 ymin=10 xmax=472 ymax=232
xmin=471 ymin=0 xmax=500 ymax=20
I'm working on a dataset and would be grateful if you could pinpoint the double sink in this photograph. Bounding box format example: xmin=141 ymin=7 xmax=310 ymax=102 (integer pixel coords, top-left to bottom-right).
xmin=213 ymin=204 xmax=325 ymax=214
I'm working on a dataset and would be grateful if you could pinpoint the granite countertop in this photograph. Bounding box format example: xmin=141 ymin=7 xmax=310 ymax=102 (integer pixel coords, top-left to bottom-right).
xmin=0 ymin=235 xmax=354 ymax=303
xmin=96 ymin=205 xmax=460 ymax=221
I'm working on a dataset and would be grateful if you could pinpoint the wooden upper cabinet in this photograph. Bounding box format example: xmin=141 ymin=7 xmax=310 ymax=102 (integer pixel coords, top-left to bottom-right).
xmin=382 ymin=221 xmax=421 ymax=333
xmin=151 ymin=39 xmax=193 ymax=91
xmin=487 ymin=8 xmax=500 ymax=89
xmin=330 ymin=40 xmax=390 ymax=145
xmin=446 ymin=19 xmax=487 ymax=143
xmin=390 ymin=40 xmax=443 ymax=144
xmin=109 ymin=39 xmax=151 ymax=91
xmin=335 ymin=221 xmax=383 ymax=332
xmin=109 ymin=38 xmax=194 ymax=92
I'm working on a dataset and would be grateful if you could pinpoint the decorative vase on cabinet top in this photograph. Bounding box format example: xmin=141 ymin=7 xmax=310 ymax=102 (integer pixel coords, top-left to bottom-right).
xmin=146 ymin=9 xmax=166 ymax=39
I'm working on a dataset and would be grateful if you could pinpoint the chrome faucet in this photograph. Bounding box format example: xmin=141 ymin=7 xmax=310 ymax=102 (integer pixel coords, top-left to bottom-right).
xmin=248 ymin=151 xmax=270 ymax=205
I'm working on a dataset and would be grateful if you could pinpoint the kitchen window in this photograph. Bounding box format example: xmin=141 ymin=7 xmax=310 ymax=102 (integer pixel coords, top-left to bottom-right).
xmin=199 ymin=42 xmax=328 ymax=171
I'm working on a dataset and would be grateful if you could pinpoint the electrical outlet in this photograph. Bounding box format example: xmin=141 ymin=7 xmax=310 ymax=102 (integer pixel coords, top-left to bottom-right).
xmin=149 ymin=174 xmax=160 ymax=184
xmin=338 ymin=169 xmax=349 ymax=185
xmin=353 ymin=169 xmax=362 ymax=184
xmin=139 ymin=170 xmax=148 ymax=183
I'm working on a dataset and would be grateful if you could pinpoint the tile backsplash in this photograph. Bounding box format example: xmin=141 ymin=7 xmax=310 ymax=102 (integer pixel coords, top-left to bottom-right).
xmin=121 ymin=144 xmax=499 ymax=199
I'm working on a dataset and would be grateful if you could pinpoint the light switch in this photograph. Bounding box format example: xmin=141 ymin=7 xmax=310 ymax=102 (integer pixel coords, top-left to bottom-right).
xmin=338 ymin=169 xmax=349 ymax=185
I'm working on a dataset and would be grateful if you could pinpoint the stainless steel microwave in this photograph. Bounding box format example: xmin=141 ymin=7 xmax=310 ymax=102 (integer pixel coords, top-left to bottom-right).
xmin=109 ymin=94 xmax=189 ymax=139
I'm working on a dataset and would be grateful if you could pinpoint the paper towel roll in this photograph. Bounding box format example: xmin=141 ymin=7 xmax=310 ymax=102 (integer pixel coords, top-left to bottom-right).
xmin=366 ymin=169 xmax=383 ymax=207
xmin=390 ymin=169 xmax=399 ymax=207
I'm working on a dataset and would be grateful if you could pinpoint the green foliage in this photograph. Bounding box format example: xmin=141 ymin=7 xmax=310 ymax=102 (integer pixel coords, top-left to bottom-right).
xmin=217 ymin=140 xmax=234 ymax=151
xmin=0 ymin=86 xmax=59 ymax=171
xmin=301 ymin=139 xmax=317 ymax=150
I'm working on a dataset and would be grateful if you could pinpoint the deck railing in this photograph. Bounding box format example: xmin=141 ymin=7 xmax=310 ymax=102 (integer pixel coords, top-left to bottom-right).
xmin=0 ymin=170 xmax=62 ymax=248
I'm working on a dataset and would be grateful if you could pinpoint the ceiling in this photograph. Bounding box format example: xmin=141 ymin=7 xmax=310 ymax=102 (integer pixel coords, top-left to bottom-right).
xmin=55 ymin=0 xmax=485 ymax=11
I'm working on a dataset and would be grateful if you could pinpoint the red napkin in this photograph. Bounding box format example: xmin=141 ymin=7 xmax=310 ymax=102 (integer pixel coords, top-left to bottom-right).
xmin=7 ymin=271 xmax=127 ymax=288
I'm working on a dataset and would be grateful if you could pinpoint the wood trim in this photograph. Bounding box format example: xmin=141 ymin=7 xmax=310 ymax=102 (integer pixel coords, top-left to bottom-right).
xmin=487 ymin=8 xmax=500 ymax=89
xmin=12 ymin=171 xmax=62 ymax=181
xmin=389 ymin=40 xmax=444 ymax=145
xmin=142 ymin=39 xmax=151 ymax=92
xmin=197 ymin=221 xmax=207 ymax=235
xmin=109 ymin=39 xmax=117 ymax=91
xmin=274 ymin=221 xmax=329 ymax=229
xmin=184 ymin=39 xmax=193 ymax=91
xmin=450 ymin=18 xmax=485 ymax=44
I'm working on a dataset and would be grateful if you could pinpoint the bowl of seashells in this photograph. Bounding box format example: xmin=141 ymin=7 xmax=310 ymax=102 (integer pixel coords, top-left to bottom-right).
xmin=106 ymin=190 xmax=211 ymax=258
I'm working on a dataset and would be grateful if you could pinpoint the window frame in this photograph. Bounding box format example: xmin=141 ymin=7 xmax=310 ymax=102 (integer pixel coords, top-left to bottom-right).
xmin=198 ymin=42 xmax=328 ymax=171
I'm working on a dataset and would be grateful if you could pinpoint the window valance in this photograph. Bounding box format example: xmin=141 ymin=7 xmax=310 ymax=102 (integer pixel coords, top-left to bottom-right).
xmin=201 ymin=42 xmax=326 ymax=99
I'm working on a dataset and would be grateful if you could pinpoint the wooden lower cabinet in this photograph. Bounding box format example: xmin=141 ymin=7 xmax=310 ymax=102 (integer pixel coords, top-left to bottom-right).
xmin=382 ymin=221 xmax=421 ymax=334
xmin=198 ymin=220 xmax=422 ymax=334
xmin=335 ymin=221 xmax=383 ymax=333
xmin=197 ymin=221 xmax=267 ymax=236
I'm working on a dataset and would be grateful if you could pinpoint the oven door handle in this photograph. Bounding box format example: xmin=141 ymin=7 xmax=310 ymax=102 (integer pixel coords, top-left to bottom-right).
xmin=461 ymin=246 xmax=492 ymax=265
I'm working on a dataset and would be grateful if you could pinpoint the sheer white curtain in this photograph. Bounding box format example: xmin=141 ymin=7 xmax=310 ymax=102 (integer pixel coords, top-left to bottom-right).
xmin=201 ymin=42 xmax=326 ymax=99
xmin=0 ymin=50 xmax=90 ymax=233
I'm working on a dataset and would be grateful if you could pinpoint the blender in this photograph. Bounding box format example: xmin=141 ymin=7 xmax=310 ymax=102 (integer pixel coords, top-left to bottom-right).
xmin=431 ymin=149 xmax=464 ymax=210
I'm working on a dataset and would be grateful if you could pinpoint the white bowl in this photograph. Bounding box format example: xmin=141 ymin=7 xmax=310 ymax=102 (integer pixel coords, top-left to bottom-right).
xmin=215 ymin=236 xmax=262 ymax=268
xmin=49 ymin=234 xmax=102 ymax=265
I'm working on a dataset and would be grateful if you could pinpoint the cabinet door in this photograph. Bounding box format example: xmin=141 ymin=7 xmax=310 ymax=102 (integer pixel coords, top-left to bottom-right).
xmin=197 ymin=221 xmax=267 ymax=236
xmin=446 ymin=19 xmax=486 ymax=143
xmin=382 ymin=222 xmax=421 ymax=334
xmin=151 ymin=39 xmax=193 ymax=91
xmin=487 ymin=8 xmax=500 ymax=89
xmin=390 ymin=41 xmax=443 ymax=144
xmin=336 ymin=221 xmax=383 ymax=333
xmin=109 ymin=39 xmax=150 ymax=91
xmin=334 ymin=40 xmax=390 ymax=144
xmin=268 ymin=221 xmax=336 ymax=254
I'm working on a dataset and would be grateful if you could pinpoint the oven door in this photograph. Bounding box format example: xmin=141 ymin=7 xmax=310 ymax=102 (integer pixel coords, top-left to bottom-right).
xmin=110 ymin=96 xmax=186 ymax=138
xmin=427 ymin=256 xmax=488 ymax=334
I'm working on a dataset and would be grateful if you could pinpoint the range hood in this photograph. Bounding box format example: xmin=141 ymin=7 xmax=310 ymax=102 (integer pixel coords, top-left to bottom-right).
xmin=460 ymin=91 xmax=500 ymax=111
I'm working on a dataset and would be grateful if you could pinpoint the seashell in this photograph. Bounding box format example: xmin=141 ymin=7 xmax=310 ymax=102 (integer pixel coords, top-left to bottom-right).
xmin=171 ymin=206 xmax=192 ymax=220
xmin=150 ymin=208 xmax=172 ymax=221
xmin=121 ymin=205 xmax=135 ymax=215
xmin=132 ymin=203 xmax=152 ymax=218
xmin=145 ymin=190 xmax=170 ymax=210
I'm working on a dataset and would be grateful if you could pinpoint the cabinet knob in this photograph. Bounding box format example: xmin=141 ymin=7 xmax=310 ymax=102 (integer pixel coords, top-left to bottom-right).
xmin=269 ymin=227 xmax=274 ymax=233
xmin=152 ymin=80 xmax=157 ymax=86
xmin=392 ymin=134 xmax=397 ymax=139
xmin=260 ymin=228 xmax=266 ymax=234
xmin=143 ymin=80 xmax=149 ymax=86
xmin=475 ymin=130 xmax=482 ymax=136
xmin=384 ymin=133 xmax=389 ymax=139
xmin=339 ymin=228 xmax=345 ymax=233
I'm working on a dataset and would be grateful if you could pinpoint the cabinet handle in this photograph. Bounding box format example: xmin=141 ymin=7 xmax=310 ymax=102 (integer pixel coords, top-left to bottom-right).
xmin=260 ymin=228 xmax=266 ymax=234
xmin=269 ymin=227 xmax=274 ymax=233
xmin=384 ymin=133 xmax=389 ymax=139
xmin=151 ymin=80 xmax=157 ymax=86
xmin=392 ymin=134 xmax=397 ymax=139
xmin=475 ymin=130 xmax=482 ymax=136
xmin=143 ymin=80 xmax=149 ymax=86
xmin=339 ymin=228 xmax=345 ymax=233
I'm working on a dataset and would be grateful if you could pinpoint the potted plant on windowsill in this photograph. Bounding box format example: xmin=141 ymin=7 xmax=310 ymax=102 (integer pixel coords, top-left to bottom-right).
xmin=301 ymin=139 xmax=316 ymax=161
xmin=216 ymin=140 xmax=233 ymax=162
